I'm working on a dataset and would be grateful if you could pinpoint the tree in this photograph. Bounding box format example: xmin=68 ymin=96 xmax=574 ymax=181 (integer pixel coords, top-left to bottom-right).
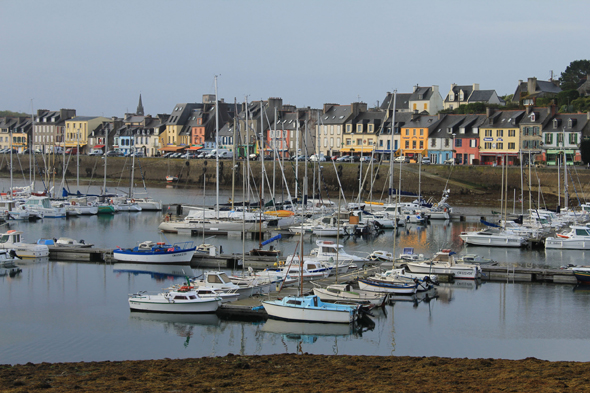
xmin=560 ymin=59 xmax=590 ymax=90
xmin=556 ymin=89 xmax=579 ymax=107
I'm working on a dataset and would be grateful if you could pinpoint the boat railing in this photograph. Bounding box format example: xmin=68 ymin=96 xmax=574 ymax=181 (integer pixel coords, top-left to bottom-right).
xmin=172 ymin=241 xmax=195 ymax=250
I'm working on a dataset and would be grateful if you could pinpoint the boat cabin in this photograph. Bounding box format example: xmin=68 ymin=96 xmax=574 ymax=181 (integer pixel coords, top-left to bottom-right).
xmin=24 ymin=196 xmax=53 ymax=209
xmin=0 ymin=230 xmax=22 ymax=245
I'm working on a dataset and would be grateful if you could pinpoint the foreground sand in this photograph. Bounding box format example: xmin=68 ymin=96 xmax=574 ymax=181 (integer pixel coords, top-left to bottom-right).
xmin=1 ymin=354 xmax=589 ymax=392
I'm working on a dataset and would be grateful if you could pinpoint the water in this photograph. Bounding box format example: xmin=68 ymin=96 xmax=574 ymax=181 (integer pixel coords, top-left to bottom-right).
xmin=1 ymin=186 xmax=590 ymax=364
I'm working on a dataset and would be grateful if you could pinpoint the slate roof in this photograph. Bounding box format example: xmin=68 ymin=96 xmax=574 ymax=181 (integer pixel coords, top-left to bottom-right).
xmin=469 ymin=90 xmax=495 ymax=102
xmin=409 ymin=86 xmax=434 ymax=101
xmin=543 ymin=113 xmax=589 ymax=133
xmin=444 ymin=85 xmax=474 ymax=103
xmin=380 ymin=93 xmax=412 ymax=111
xmin=320 ymin=105 xmax=353 ymax=125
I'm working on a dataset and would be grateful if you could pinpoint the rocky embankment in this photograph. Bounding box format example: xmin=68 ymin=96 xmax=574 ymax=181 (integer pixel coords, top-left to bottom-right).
xmin=2 ymin=156 xmax=588 ymax=208
xmin=0 ymin=354 xmax=587 ymax=392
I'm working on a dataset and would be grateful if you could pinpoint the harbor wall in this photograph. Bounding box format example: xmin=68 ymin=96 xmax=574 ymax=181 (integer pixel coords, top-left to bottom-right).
xmin=1 ymin=155 xmax=589 ymax=207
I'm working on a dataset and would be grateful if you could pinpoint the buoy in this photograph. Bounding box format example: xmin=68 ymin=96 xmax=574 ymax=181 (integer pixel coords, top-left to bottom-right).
xmin=71 ymin=201 xmax=76 ymax=206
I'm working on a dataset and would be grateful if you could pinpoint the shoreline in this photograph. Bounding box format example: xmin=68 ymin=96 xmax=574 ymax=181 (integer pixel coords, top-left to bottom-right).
xmin=0 ymin=354 xmax=585 ymax=392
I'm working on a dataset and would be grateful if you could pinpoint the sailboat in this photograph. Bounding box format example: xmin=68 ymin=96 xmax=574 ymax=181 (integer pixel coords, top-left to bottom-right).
xmin=262 ymin=152 xmax=363 ymax=324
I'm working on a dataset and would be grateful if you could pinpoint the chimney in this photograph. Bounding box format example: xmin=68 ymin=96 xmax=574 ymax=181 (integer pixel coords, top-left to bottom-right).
xmin=473 ymin=83 xmax=480 ymax=91
xmin=526 ymin=106 xmax=533 ymax=115
xmin=486 ymin=107 xmax=494 ymax=118
xmin=527 ymin=77 xmax=537 ymax=95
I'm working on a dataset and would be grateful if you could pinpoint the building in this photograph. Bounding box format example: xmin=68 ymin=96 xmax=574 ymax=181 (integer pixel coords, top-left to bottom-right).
xmin=33 ymin=109 xmax=76 ymax=153
xmin=64 ymin=116 xmax=110 ymax=154
xmin=512 ymin=77 xmax=562 ymax=106
xmin=541 ymin=113 xmax=590 ymax=165
xmin=408 ymin=85 xmax=443 ymax=115
xmin=478 ymin=109 xmax=524 ymax=165
xmin=400 ymin=113 xmax=443 ymax=162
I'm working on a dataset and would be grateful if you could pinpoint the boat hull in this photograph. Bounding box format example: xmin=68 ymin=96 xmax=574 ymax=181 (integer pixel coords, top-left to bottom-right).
xmin=404 ymin=262 xmax=481 ymax=280
xmin=113 ymin=247 xmax=196 ymax=264
xmin=459 ymin=233 xmax=526 ymax=248
xmin=262 ymin=297 xmax=358 ymax=324
xmin=128 ymin=296 xmax=221 ymax=313
xmin=572 ymin=267 xmax=590 ymax=284
xmin=357 ymin=279 xmax=417 ymax=295
xmin=545 ymin=238 xmax=590 ymax=250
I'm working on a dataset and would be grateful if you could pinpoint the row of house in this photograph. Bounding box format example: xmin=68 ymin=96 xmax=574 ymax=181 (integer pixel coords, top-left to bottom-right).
xmin=0 ymin=77 xmax=583 ymax=165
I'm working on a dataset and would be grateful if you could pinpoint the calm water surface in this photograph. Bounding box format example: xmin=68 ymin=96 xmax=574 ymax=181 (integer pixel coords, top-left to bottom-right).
xmin=1 ymin=185 xmax=589 ymax=364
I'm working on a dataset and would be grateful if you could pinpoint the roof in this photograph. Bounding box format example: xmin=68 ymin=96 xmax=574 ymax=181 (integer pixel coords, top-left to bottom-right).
xmin=468 ymin=90 xmax=495 ymax=102
xmin=320 ymin=105 xmax=353 ymax=125
xmin=409 ymin=86 xmax=434 ymax=101
xmin=380 ymin=93 xmax=412 ymax=111
xmin=444 ymin=85 xmax=475 ymax=103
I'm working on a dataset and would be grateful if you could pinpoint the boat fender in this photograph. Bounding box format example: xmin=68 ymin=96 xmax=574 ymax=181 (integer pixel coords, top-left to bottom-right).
xmin=88 ymin=202 xmax=92 ymax=206
xmin=167 ymin=247 xmax=174 ymax=252
xmin=131 ymin=199 xmax=135 ymax=203
xmin=110 ymin=199 xmax=114 ymax=204
xmin=71 ymin=201 xmax=76 ymax=206
xmin=165 ymin=215 xmax=170 ymax=222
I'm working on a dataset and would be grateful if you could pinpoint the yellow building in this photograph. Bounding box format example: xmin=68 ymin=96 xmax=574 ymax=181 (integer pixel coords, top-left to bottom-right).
xmin=64 ymin=116 xmax=109 ymax=153
xmin=400 ymin=114 xmax=440 ymax=161
xmin=478 ymin=110 xmax=524 ymax=165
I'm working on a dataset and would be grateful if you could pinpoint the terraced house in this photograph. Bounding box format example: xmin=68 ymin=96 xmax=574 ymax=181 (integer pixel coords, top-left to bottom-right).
xmin=400 ymin=113 xmax=442 ymax=162
xmin=64 ymin=116 xmax=110 ymax=154
xmin=478 ymin=109 xmax=524 ymax=165
xmin=541 ymin=113 xmax=590 ymax=165
xmin=317 ymin=103 xmax=355 ymax=158
xmin=33 ymin=109 xmax=76 ymax=154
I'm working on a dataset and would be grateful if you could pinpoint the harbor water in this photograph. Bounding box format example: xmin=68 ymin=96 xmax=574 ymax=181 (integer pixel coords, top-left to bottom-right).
xmin=1 ymin=185 xmax=590 ymax=364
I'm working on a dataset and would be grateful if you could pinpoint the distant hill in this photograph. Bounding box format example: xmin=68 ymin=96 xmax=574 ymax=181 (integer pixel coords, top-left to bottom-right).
xmin=0 ymin=110 xmax=30 ymax=117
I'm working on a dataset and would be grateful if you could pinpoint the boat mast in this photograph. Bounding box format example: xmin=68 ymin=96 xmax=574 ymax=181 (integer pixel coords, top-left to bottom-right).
xmin=231 ymin=98 xmax=237 ymax=211
xmin=103 ymin=129 xmax=108 ymax=194
xmin=260 ymin=102 xmax=265 ymax=211
xmin=76 ymin=124 xmax=80 ymax=191
xmin=563 ymin=129 xmax=568 ymax=211
xmin=30 ymin=100 xmax=34 ymax=192
xmin=273 ymin=106 xmax=277 ymax=204
xmin=214 ymin=75 xmax=220 ymax=219
xmin=295 ymin=113 xmax=299 ymax=199
xmin=129 ymin=137 xmax=135 ymax=198
xmin=388 ymin=91 xmax=397 ymax=204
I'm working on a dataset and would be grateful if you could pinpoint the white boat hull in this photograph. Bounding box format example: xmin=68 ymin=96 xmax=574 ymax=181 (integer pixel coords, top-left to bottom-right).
xmin=459 ymin=233 xmax=526 ymax=248
xmin=545 ymin=238 xmax=590 ymax=250
xmin=113 ymin=249 xmax=195 ymax=264
xmin=128 ymin=296 xmax=221 ymax=313
xmin=262 ymin=299 xmax=357 ymax=324
xmin=357 ymin=279 xmax=417 ymax=295
xmin=404 ymin=262 xmax=481 ymax=280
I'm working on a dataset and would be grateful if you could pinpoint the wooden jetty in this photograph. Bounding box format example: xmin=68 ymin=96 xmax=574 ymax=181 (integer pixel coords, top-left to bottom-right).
xmin=45 ymin=246 xmax=579 ymax=285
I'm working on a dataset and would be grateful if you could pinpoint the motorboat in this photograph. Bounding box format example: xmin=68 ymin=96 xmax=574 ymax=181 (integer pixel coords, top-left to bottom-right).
xmin=357 ymin=277 xmax=418 ymax=295
xmin=191 ymin=271 xmax=271 ymax=300
xmin=111 ymin=197 xmax=142 ymax=212
xmin=37 ymin=238 xmax=93 ymax=248
xmin=262 ymin=294 xmax=362 ymax=324
xmin=0 ymin=249 xmax=19 ymax=266
xmin=368 ymin=250 xmax=394 ymax=262
xmin=402 ymin=249 xmax=482 ymax=280
xmin=375 ymin=268 xmax=438 ymax=291
xmin=22 ymin=196 xmax=66 ymax=218
xmin=264 ymin=258 xmax=329 ymax=282
xmin=570 ymin=266 xmax=590 ymax=284
xmin=113 ymin=240 xmax=196 ymax=265
xmin=396 ymin=247 xmax=426 ymax=263
xmin=159 ymin=217 xmax=262 ymax=235
xmin=545 ymin=226 xmax=590 ymax=250
xmin=0 ymin=230 xmax=49 ymax=258
xmin=67 ymin=197 xmax=99 ymax=215
xmin=169 ymin=285 xmax=239 ymax=303
xmin=130 ymin=197 xmax=162 ymax=211
xmin=312 ymin=283 xmax=387 ymax=306
xmin=309 ymin=239 xmax=369 ymax=264
xmin=128 ymin=286 xmax=222 ymax=313
xmin=454 ymin=254 xmax=496 ymax=265
xmin=166 ymin=175 xmax=178 ymax=183
xmin=459 ymin=227 xmax=527 ymax=248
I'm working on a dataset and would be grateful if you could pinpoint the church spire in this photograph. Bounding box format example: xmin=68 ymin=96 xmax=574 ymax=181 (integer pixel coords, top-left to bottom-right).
xmin=136 ymin=94 xmax=144 ymax=116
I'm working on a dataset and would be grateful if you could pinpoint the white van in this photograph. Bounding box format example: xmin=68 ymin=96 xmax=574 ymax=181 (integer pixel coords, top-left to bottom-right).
xmin=205 ymin=149 xmax=231 ymax=159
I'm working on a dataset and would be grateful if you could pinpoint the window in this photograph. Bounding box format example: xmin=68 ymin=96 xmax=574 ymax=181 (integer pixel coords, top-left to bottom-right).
xmin=324 ymin=126 xmax=328 ymax=135
xmin=444 ymin=139 xmax=450 ymax=147
xmin=470 ymin=139 xmax=477 ymax=148
xmin=405 ymin=130 xmax=409 ymax=136
xmin=412 ymin=140 xmax=416 ymax=149
xmin=323 ymin=137 xmax=327 ymax=147
xmin=455 ymin=139 xmax=462 ymax=147
xmin=379 ymin=140 xmax=383 ymax=147
xmin=346 ymin=139 xmax=351 ymax=145
xmin=424 ymin=103 xmax=427 ymax=110
xmin=431 ymin=139 xmax=436 ymax=147
xmin=413 ymin=129 xmax=416 ymax=136
xmin=496 ymin=130 xmax=503 ymax=137
xmin=369 ymin=140 xmax=374 ymax=146
xmin=336 ymin=137 xmax=340 ymax=147
xmin=368 ymin=124 xmax=374 ymax=133
xmin=485 ymin=142 xmax=492 ymax=149
xmin=509 ymin=130 xmax=515 ymax=137
xmin=545 ymin=134 xmax=553 ymax=144
xmin=346 ymin=124 xmax=352 ymax=133
xmin=569 ymin=133 xmax=578 ymax=144
xmin=419 ymin=141 xmax=423 ymax=149
xmin=330 ymin=137 xmax=334 ymax=147
xmin=357 ymin=124 xmax=362 ymax=133
xmin=413 ymin=103 xmax=417 ymax=111
xmin=557 ymin=133 xmax=564 ymax=144
xmin=485 ymin=130 xmax=492 ymax=137
xmin=420 ymin=129 xmax=424 ymax=136
xmin=497 ymin=143 xmax=503 ymax=149
xmin=405 ymin=141 xmax=409 ymax=148
xmin=330 ymin=125 xmax=334 ymax=135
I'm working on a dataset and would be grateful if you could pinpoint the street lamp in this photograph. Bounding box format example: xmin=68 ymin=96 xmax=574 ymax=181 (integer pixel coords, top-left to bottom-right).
xmin=451 ymin=133 xmax=456 ymax=164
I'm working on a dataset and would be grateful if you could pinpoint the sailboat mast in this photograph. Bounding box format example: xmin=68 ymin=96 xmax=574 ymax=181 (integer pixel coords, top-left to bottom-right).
xmin=103 ymin=131 xmax=108 ymax=194
xmin=273 ymin=106 xmax=277 ymax=203
xmin=30 ymin=100 xmax=34 ymax=191
xmin=231 ymin=98 xmax=237 ymax=211
xmin=295 ymin=113 xmax=299 ymax=199
xmin=214 ymin=76 xmax=220 ymax=219
xmin=260 ymin=102 xmax=265 ymax=210
xmin=389 ymin=91 xmax=397 ymax=204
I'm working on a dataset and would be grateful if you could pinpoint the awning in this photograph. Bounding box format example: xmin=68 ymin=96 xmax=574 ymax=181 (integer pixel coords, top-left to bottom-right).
xmin=159 ymin=146 xmax=186 ymax=152
xmin=186 ymin=146 xmax=203 ymax=151
xmin=340 ymin=147 xmax=374 ymax=153
xmin=94 ymin=145 xmax=105 ymax=149
xmin=65 ymin=143 xmax=87 ymax=147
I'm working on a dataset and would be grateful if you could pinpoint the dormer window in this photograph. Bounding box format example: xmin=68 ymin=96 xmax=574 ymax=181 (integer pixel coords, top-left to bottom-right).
xmin=530 ymin=113 xmax=536 ymax=122
xmin=448 ymin=93 xmax=454 ymax=102
xmin=568 ymin=118 xmax=577 ymax=128
xmin=459 ymin=91 xmax=464 ymax=101
xmin=553 ymin=118 xmax=562 ymax=128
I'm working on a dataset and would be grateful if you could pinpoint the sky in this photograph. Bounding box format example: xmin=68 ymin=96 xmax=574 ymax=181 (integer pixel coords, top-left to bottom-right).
xmin=1 ymin=0 xmax=589 ymax=117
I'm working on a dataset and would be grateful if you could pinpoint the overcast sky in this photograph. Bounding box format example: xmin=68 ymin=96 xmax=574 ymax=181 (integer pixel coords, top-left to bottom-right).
xmin=1 ymin=0 xmax=588 ymax=117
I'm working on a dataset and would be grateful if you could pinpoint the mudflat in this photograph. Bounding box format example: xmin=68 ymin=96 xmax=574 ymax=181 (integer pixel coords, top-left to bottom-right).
xmin=1 ymin=354 xmax=588 ymax=392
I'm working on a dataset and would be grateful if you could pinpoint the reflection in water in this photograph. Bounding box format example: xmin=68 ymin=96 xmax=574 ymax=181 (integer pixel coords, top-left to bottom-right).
xmin=129 ymin=312 xmax=221 ymax=348
xmin=113 ymin=263 xmax=194 ymax=283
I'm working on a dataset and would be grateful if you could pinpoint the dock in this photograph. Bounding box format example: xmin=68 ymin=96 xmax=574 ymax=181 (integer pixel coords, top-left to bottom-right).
xmin=46 ymin=246 xmax=578 ymax=285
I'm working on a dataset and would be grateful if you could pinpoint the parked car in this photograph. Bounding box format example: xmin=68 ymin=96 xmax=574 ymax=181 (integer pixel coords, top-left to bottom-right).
xmin=421 ymin=157 xmax=431 ymax=165
xmin=336 ymin=155 xmax=351 ymax=162
xmin=289 ymin=155 xmax=306 ymax=161
xmin=329 ymin=155 xmax=338 ymax=161
xmin=182 ymin=152 xmax=199 ymax=159
xmin=394 ymin=156 xmax=410 ymax=163
xmin=88 ymin=151 xmax=102 ymax=156
xmin=104 ymin=150 xmax=122 ymax=157
xmin=65 ymin=148 xmax=79 ymax=155
xmin=360 ymin=156 xmax=377 ymax=163
xmin=310 ymin=154 xmax=326 ymax=162
xmin=443 ymin=157 xmax=456 ymax=165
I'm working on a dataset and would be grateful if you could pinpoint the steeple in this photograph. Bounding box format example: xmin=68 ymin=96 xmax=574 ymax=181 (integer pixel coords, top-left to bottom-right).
xmin=136 ymin=94 xmax=144 ymax=116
